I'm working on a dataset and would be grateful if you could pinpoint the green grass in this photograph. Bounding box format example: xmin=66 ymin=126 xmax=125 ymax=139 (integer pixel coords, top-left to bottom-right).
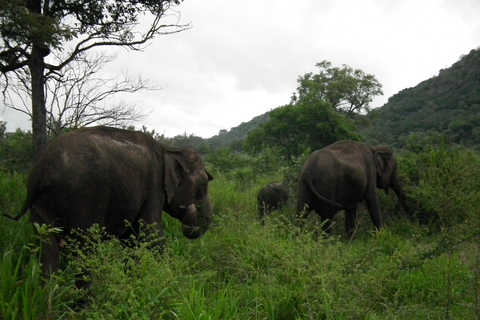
xmin=1 ymin=149 xmax=480 ymax=319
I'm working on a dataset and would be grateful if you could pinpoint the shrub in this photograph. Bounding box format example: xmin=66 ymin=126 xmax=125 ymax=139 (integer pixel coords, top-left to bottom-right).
xmin=0 ymin=129 xmax=34 ymax=173
xmin=400 ymin=146 xmax=480 ymax=230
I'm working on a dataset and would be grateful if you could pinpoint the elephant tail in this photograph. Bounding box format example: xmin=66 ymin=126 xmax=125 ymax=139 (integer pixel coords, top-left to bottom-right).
xmin=3 ymin=207 xmax=29 ymax=221
xmin=3 ymin=175 xmax=39 ymax=221
xmin=3 ymin=198 xmax=31 ymax=221
xmin=307 ymin=180 xmax=343 ymax=208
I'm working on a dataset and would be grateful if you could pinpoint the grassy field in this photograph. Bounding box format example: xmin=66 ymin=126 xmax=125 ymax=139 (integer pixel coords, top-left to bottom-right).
xmin=1 ymin=147 xmax=480 ymax=319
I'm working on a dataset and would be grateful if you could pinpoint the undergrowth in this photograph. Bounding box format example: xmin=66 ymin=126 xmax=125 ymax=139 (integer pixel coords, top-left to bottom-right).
xmin=1 ymin=146 xmax=480 ymax=319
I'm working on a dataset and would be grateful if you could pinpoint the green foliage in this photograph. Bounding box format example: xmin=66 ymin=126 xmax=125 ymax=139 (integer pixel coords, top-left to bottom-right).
xmin=0 ymin=245 xmax=74 ymax=320
xmin=401 ymin=132 xmax=451 ymax=154
xmin=0 ymin=128 xmax=34 ymax=173
xmin=0 ymin=0 xmax=183 ymax=53
xmin=0 ymin=170 xmax=26 ymax=225
xmin=293 ymin=60 xmax=383 ymax=117
xmin=0 ymin=0 xmax=70 ymax=49
xmin=399 ymin=145 xmax=480 ymax=247
xmin=206 ymin=148 xmax=287 ymax=191
xmin=245 ymin=100 xmax=359 ymax=162
xmin=0 ymin=212 xmax=73 ymax=319
xmin=160 ymin=132 xmax=209 ymax=152
xmin=206 ymin=148 xmax=253 ymax=176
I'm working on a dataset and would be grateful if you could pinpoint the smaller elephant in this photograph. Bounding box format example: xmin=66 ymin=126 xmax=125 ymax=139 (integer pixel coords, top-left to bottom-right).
xmin=257 ymin=182 xmax=289 ymax=220
xmin=297 ymin=140 xmax=409 ymax=237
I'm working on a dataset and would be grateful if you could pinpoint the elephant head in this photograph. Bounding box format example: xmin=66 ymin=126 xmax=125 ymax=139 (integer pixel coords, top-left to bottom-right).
xmin=163 ymin=148 xmax=213 ymax=239
xmin=257 ymin=182 xmax=289 ymax=221
xmin=372 ymin=145 xmax=397 ymax=191
xmin=372 ymin=145 xmax=409 ymax=214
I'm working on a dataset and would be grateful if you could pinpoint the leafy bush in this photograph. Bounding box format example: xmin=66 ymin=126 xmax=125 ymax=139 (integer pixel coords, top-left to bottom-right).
xmin=0 ymin=129 xmax=34 ymax=173
xmin=206 ymin=147 xmax=288 ymax=191
xmin=0 ymin=172 xmax=29 ymax=251
xmin=245 ymin=100 xmax=360 ymax=163
xmin=400 ymin=146 xmax=480 ymax=233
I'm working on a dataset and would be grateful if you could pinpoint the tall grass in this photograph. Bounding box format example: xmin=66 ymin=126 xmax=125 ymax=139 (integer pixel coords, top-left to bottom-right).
xmin=1 ymin=147 xmax=480 ymax=319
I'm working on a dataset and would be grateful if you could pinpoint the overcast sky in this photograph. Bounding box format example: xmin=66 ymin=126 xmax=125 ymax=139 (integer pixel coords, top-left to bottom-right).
xmin=2 ymin=0 xmax=480 ymax=138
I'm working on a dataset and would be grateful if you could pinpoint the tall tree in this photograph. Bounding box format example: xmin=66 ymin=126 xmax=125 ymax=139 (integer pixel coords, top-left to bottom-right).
xmin=245 ymin=61 xmax=384 ymax=162
xmin=292 ymin=60 xmax=383 ymax=117
xmin=245 ymin=101 xmax=359 ymax=163
xmin=0 ymin=0 xmax=187 ymax=157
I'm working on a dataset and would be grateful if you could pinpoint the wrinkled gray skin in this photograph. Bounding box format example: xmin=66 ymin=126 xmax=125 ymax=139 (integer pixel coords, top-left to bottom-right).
xmin=257 ymin=182 xmax=289 ymax=220
xmin=20 ymin=126 xmax=213 ymax=278
xmin=297 ymin=140 xmax=408 ymax=237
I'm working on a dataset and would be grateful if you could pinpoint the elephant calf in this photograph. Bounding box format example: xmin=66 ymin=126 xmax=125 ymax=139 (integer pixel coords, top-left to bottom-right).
xmin=297 ymin=140 xmax=408 ymax=237
xmin=257 ymin=182 xmax=289 ymax=220
xmin=15 ymin=126 xmax=214 ymax=279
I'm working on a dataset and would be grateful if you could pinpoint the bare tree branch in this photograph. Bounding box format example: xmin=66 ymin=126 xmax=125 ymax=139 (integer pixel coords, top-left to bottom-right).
xmin=44 ymin=6 xmax=190 ymax=73
xmin=4 ymin=50 xmax=157 ymax=135
xmin=46 ymin=51 xmax=157 ymax=134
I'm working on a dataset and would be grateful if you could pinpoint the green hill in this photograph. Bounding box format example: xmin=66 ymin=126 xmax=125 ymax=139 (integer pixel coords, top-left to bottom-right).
xmin=364 ymin=48 xmax=480 ymax=147
xmin=206 ymin=112 xmax=270 ymax=150
xmin=208 ymin=48 xmax=480 ymax=150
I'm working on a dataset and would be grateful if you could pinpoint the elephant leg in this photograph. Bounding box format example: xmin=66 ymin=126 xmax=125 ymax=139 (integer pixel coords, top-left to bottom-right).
xmin=136 ymin=199 xmax=165 ymax=252
xmin=344 ymin=206 xmax=357 ymax=238
xmin=363 ymin=190 xmax=383 ymax=230
xmin=31 ymin=205 xmax=61 ymax=280
xmin=258 ymin=202 xmax=265 ymax=220
xmin=319 ymin=207 xmax=339 ymax=236
xmin=39 ymin=234 xmax=60 ymax=279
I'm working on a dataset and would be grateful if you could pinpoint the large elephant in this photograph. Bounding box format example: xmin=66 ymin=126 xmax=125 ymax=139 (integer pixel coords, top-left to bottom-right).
xmin=257 ymin=182 xmax=289 ymax=220
xmin=297 ymin=140 xmax=408 ymax=237
xmin=17 ymin=126 xmax=213 ymax=278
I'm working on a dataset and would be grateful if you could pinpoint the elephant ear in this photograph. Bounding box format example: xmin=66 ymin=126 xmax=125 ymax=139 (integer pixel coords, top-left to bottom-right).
xmin=372 ymin=145 xmax=394 ymax=190
xmin=164 ymin=149 xmax=194 ymax=203
xmin=164 ymin=148 xmax=211 ymax=203
xmin=205 ymin=169 xmax=214 ymax=181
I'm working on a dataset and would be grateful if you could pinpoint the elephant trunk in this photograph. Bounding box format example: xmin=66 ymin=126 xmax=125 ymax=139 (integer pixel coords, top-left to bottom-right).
xmin=389 ymin=171 xmax=411 ymax=216
xmin=182 ymin=201 xmax=212 ymax=239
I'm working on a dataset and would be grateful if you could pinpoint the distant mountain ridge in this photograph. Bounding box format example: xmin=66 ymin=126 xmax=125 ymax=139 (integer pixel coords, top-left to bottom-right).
xmin=367 ymin=47 xmax=480 ymax=147
xmin=206 ymin=112 xmax=270 ymax=149
xmin=206 ymin=47 xmax=480 ymax=149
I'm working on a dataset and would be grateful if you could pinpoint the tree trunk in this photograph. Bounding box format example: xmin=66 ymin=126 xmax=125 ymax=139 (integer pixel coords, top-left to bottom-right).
xmin=29 ymin=43 xmax=47 ymax=159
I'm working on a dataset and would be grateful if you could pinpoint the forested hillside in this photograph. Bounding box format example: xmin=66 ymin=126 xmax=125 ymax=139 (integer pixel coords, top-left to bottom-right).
xmin=206 ymin=112 xmax=270 ymax=150
xmin=361 ymin=48 xmax=480 ymax=147
xmin=211 ymin=48 xmax=480 ymax=150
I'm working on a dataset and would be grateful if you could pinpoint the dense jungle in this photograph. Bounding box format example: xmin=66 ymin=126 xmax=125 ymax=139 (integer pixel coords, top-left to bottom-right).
xmin=1 ymin=48 xmax=480 ymax=319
